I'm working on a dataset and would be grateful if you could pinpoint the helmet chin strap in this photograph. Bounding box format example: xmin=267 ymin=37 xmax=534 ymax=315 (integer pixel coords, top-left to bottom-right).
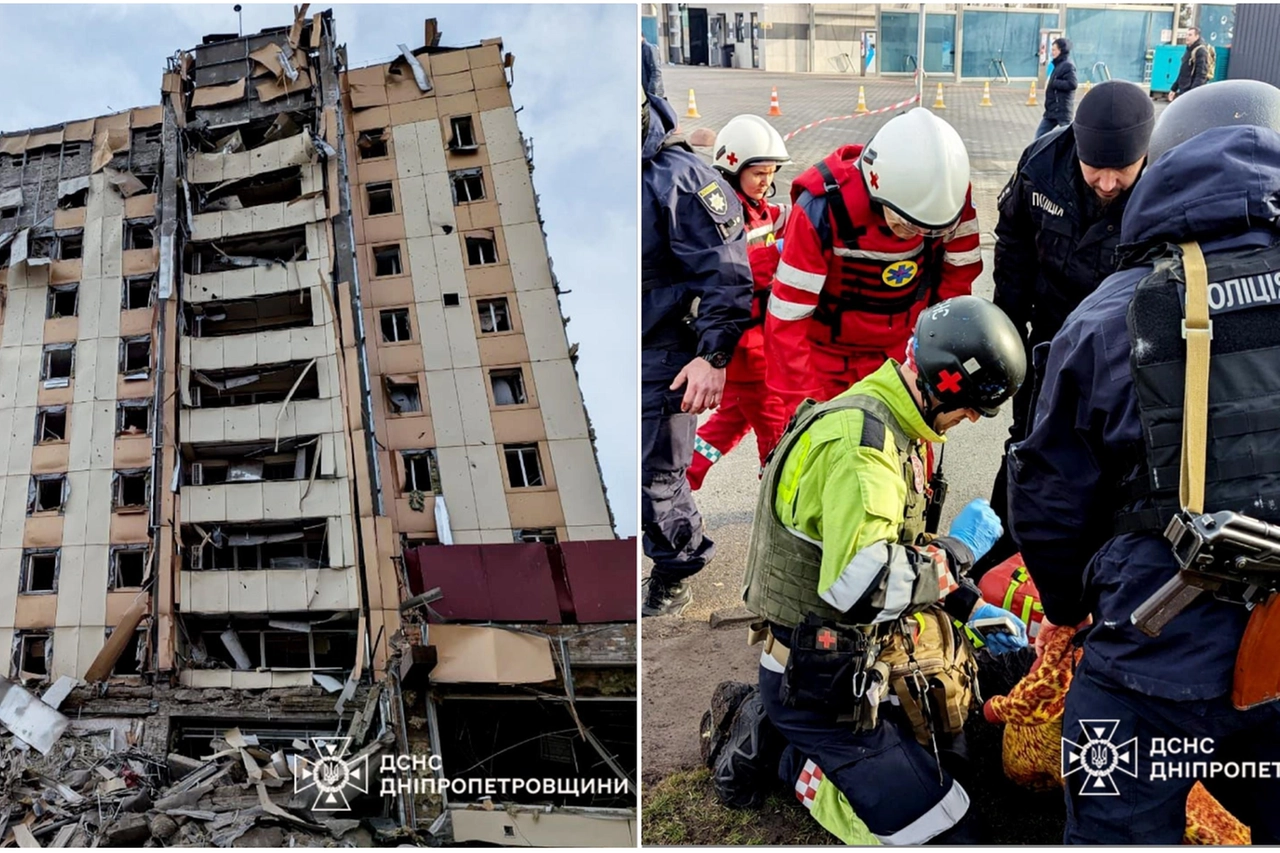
xmin=915 ymin=375 xmax=954 ymax=428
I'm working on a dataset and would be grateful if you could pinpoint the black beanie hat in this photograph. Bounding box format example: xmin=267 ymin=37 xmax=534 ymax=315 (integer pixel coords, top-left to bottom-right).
xmin=1073 ymin=80 xmax=1155 ymax=168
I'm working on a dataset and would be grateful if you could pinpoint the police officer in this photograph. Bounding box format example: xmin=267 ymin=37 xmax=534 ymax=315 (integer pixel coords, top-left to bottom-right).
xmin=1008 ymin=80 xmax=1280 ymax=843
xmin=641 ymin=87 xmax=753 ymax=617
xmin=978 ymin=80 xmax=1154 ymax=576
xmin=744 ymin=296 xmax=1029 ymax=843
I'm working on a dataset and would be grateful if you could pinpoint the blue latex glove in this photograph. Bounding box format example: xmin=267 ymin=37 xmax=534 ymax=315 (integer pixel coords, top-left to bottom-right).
xmin=775 ymin=237 xmax=784 ymax=254
xmin=946 ymin=498 xmax=1002 ymax=562
xmin=968 ymin=602 xmax=1029 ymax=656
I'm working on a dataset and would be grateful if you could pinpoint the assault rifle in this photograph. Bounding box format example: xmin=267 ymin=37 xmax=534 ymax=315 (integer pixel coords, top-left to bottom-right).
xmin=1130 ymin=510 xmax=1280 ymax=637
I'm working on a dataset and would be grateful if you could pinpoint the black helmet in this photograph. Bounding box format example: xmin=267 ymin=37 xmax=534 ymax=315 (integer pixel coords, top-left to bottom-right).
xmin=1149 ymin=79 xmax=1280 ymax=162
xmin=912 ymin=296 xmax=1025 ymax=418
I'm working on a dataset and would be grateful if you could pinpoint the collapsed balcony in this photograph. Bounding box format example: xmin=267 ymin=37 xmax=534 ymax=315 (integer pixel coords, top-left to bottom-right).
xmin=184 ymin=436 xmax=318 ymax=486
xmin=187 ymin=359 xmax=319 ymax=408
xmin=185 ymin=225 xmax=308 ymax=275
xmin=183 ymin=289 xmax=314 ymax=337
xmin=181 ymin=518 xmax=328 ymax=570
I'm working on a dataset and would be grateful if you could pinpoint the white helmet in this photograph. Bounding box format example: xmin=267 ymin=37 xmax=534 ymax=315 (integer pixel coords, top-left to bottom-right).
xmin=859 ymin=108 xmax=970 ymax=230
xmin=713 ymin=115 xmax=790 ymax=176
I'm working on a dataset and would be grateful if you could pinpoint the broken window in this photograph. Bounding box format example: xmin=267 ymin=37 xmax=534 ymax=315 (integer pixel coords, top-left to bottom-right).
xmin=46 ymin=283 xmax=78 ymax=319
xmin=451 ymin=168 xmax=485 ymax=203
xmin=121 ymin=336 xmax=151 ymax=379
xmin=366 ymin=182 xmax=395 ymax=216
xmin=35 ymin=407 xmax=67 ymax=443
xmin=30 ymin=474 xmax=66 ymax=514
xmin=21 ymin=549 xmax=59 ymax=593
xmin=124 ymin=219 xmax=155 ymax=250
xmin=133 ymin=172 xmax=158 ymax=194
xmin=41 ymin=344 xmax=74 ymax=387
xmin=15 ymin=633 xmax=50 ymax=679
xmin=28 ymin=236 xmax=54 ymax=263
xmin=478 ymin=297 xmax=511 ymax=333
xmin=114 ymin=469 xmax=150 ymax=510
xmin=110 ymin=546 xmax=148 ymax=589
xmin=185 ymin=290 xmax=314 ymax=338
xmin=107 ymin=626 xmax=148 ymax=676
xmin=372 ymin=244 xmax=402 ymax=277
xmin=357 ymin=128 xmax=388 ymax=160
xmin=504 ymin=444 xmax=544 ymax=488
xmin=186 ymin=437 xmax=317 ymax=485
xmin=514 ymin=527 xmax=557 ymax=544
xmin=187 ymin=226 xmax=308 ymax=274
xmin=380 ymin=308 xmax=412 ymax=343
xmin=190 ymin=360 xmax=320 ymax=409
xmin=61 ymin=142 xmax=88 ymax=161
xmin=123 ymin=275 xmax=155 ymax=310
xmin=134 ymin=126 xmax=163 ymax=148
xmin=201 ymin=166 xmax=302 ymax=212
xmin=449 ymin=116 xmax=478 ymax=151
xmin=402 ymin=449 xmax=440 ymax=493
xmin=490 ymin=369 xmax=527 ymax=406
xmin=57 ymin=231 xmax=84 ymax=260
xmin=384 ymin=377 xmax=421 ymax=414
xmin=183 ymin=520 xmax=330 ymax=571
xmin=117 ymin=399 xmax=151 ymax=435
xmin=189 ymin=617 xmax=357 ymax=672
xmin=0 ymin=197 xmax=18 ymax=220
xmin=465 ymin=235 xmax=498 ymax=266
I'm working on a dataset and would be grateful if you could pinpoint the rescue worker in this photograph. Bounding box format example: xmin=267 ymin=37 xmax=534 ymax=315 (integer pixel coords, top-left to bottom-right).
xmin=641 ymin=86 xmax=753 ymax=617
xmin=1036 ymin=38 xmax=1077 ymax=139
xmin=687 ymin=115 xmax=791 ymax=490
xmin=745 ymin=295 xmax=1029 ymax=844
xmin=1169 ymin=26 xmax=1212 ymax=101
xmin=978 ymin=80 xmax=1155 ymax=576
xmin=763 ymin=108 xmax=981 ymax=449
xmin=1008 ymin=80 xmax=1280 ymax=843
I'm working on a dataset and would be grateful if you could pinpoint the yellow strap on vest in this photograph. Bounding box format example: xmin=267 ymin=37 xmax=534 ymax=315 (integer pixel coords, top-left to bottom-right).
xmin=1179 ymin=241 xmax=1211 ymax=515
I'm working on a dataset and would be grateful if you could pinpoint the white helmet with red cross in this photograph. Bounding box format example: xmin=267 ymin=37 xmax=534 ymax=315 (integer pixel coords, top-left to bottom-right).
xmin=712 ymin=114 xmax=791 ymax=176
xmin=859 ymin=107 xmax=971 ymax=231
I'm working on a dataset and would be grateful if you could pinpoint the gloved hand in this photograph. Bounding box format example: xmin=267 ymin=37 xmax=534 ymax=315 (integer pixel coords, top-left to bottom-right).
xmin=946 ymin=498 xmax=1002 ymax=562
xmin=968 ymin=602 xmax=1029 ymax=656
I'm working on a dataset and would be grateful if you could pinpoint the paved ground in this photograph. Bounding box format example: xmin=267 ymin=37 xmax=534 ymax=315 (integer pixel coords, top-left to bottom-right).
xmin=641 ymin=67 xmax=1123 ymax=839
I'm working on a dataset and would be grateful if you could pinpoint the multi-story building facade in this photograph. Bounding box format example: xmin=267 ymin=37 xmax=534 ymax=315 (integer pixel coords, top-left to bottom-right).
xmin=0 ymin=9 xmax=631 ymax=846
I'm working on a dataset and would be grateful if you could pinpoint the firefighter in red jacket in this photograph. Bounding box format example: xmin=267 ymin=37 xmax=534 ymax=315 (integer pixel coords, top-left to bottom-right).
xmin=764 ymin=108 xmax=982 ymax=443
xmin=688 ymin=115 xmax=792 ymax=490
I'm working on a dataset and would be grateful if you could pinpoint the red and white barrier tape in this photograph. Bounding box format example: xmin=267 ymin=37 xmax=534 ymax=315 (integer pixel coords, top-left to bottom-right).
xmin=782 ymin=93 xmax=922 ymax=142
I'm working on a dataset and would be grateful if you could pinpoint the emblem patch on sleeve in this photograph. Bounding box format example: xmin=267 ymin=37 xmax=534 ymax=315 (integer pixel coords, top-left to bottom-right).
xmin=697 ymin=182 xmax=729 ymax=217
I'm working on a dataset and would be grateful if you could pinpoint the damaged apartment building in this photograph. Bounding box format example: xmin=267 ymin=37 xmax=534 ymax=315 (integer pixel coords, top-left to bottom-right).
xmin=0 ymin=8 xmax=634 ymax=847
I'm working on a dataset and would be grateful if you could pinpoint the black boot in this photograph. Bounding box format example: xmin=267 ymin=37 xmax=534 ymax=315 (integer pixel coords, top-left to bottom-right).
xmin=642 ymin=575 xmax=692 ymax=617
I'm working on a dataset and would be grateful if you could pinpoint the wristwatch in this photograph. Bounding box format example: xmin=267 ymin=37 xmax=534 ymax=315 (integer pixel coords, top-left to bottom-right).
xmin=700 ymin=350 xmax=731 ymax=369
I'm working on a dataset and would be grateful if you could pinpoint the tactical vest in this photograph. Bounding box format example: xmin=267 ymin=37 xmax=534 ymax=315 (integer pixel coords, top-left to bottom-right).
xmin=1115 ymin=241 xmax=1280 ymax=534
xmin=743 ymin=392 xmax=927 ymax=628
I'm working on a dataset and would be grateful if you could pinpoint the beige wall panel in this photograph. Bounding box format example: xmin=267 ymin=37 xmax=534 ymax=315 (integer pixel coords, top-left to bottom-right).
xmin=224 ymin=482 xmax=264 ymax=523
xmin=391 ymin=124 xmax=422 ymax=179
xmin=479 ymin=528 xmax=513 ymax=544
xmin=0 ymin=549 xmax=19 ymax=628
xmin=121 ymin=249 xmax=156 ymax=278
xmin=505 ymin=223 xmax=555 ymax=292
xmin=186 ymin=571 xmax=229 ymax=613
xmin=49 ymin=260 xmax=82 ymax=286
xmin=435 ymin=446 xmax=480 ymax=531
xmin=182 ymin=483 xmax=226 ymax=524
xmin=479 ymin=108 xmax=522 ymax=165
xmin=0 ymin=478 xmax=29 ymax=549
xmin=548 ymin=438 xmax=613 ymax=529
xmin=477 ymin=332 xmax=529 ymax=366
xmin=388 ymin=99 xmax=437 ymax=126
xmin=379 ymin=344 xmax=424 ymax=376
xmin=491 ymin=408 xmax=546 ymax=444
xmin=466 ymin=45 xmax=503 ymax=68
xmin=31 ymin=443 xmax=69 ymax=474
xmin=311 ymin=567 xmax=357 ymax=610
xmin=22 ymin=293 xmax=46 ymax=347
xmin=406 ymin=237 xmax=442 ymax=305
xmin=516 ymin=289 xmax=570 ymax=363
xmin=443 ymin=302 xmax=481 ymax=369
xmin=469 ymin=444 xmax=512 ymax=531
xmin=399 ymin=176 xmax=432 ymax=239
xmin=453 ymin=367 xmax=495 ymax=446
xmin=423 ymin=173 xmax=456 ymax=227
xmin=54 ymin=208 xmax=87 ymax=231
xmin=356 ymin=158 xmax=397 ymax=186
xmin=261 ymin=481 xmax=302 ymax=520
xmin=229 ymin=569 xmax=269 ymax=611
xmin=424 ymin=371 xmax=464 ymax=447
xmin=450 ymin=529 xmax=483 ymax=544
xmin=79 ymin=218 xmax=104 ymax=280
xmin=186 ymin=132 xmax=313 ymax=184
xmin=60 ymin=470 xmax=90 ymax=547
xmin=23 ymin=515 xmax=64 ymax=548
xmin=531 ymin=359 xmax=590 ymax=440
xmin=43 ymin=318 xmax=77 ymax=345
xmin=385 ymin=415 xmax=435 ymax=451
xmin=119 ymin=309 xmax=151 ymax=338
xmin=6 ymin=408 xmax=33 ymax=475
xmin=113 ymin=437 xmax=150 ymax=469
xmin=352 ymin=104 xmax=391 ymax=132
xmin=363 ymin=214 xmax=405 ymax=245
xmin=76 ymin=543 xmax=108 ymax=626
xmin=123 ymin=193 xmax=157 ymax=220
xmin=108 ymin=510 xmax=147 ymax=544
xmin=222 ymin=405 xmax=260 ymax=442
xmin=567 ymin=525 xmax=616 ymax=541
xmin=49 ymin=626 xmax=81 ymax=680
xmin=506 ymin=491 xmax=565 ymax=529
xmin=180 ymin=409 xmax=224 ymax=444
xmin=105 ymin=591 xmax=146 ymax=626
xmin=267 ymin=570 xmax=308 ymax=611
xmin=464 ymin=264 xmax=514 ymax=299
xmin=415 ymin=119 xmax=449 ymax=176
xmin=430 ymin=51 xmax=470 ymax=76
xmin=432 ymin=233 xmax=468 ymax=298
xmin=14 ymin=595 xmax=59 ymax=630
xmin=492 ymin=159 xmax=538 ymax=228
xmin=472 ymin=65 xmax=508 ymax=92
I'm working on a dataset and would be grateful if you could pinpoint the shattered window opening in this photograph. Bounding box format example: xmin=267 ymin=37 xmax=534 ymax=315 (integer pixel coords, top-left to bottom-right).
xmin=21 ymin=549 xmax=59 ymax=594
xmin=124 ymin=219 xmax=155 ymax=250
xmin=357 ymin=128 xmax=388 ymax=160
xmin=365 ymin=182 xmax=395 ymax=216
xmin=121 ymin=336 xmax=152 ymax=378
xmin=201 ymin=166 xmax=303 ymax=211
xmin=117 ymin=399 xmax=152 ymax=435
xmin=187 ymin=225 xmax=308 ymax=274
xmin=186 ymin=290 xmax=314 ymax=338
xmin=465 ymin=235 xmax=497 ymax=266
xmin=58 ymin=187 xmax=88 ymax=210
xmin=41 ymin=344 xmax=74 ymax=386
xmin=384 ymin=378 xmax=421 ymax=415
xmin=182 ymin=520 xmax=330 ymax=571
xmin=124 ymin=275 xmax=155 ymax=310
xmin=56 ymin=231 xmax=83 ymax=260
xmin=478 ymin=297 xmax=511 ymax=333
xmin=135 ymin=127 xmax=163 ymax=147
xmin=189 ymin=360 xmax=320 ymax=409
xmin=31 ymin=474 xmax=67 ymax=514
xmin=451 ymin=168 xmax=485 ymax=203
xmin=188 ymin=619 xmax=357 ymax=673
xmin=110 ymin=546 xmax=148 ymax=589
xmin=514 ymin=527 xmax=557 ymax=544
xmin=133 ymin=172 xmax=158 ymax=194
xmin=15 ymin=633 xmax=50 ymax=679
xmin=490 ymin=368 xmax=527 ymax=406
xmin=504 ymin=444 xmax=544 ymax=488
xmin=113 ymin=469 xmax=150 ymax=510
xmin=36 ymin=407 xmax=67 ymax=443
xmin=372 ymin=244 xmax=401 ymax=277
xmin=186 ymin=437 xmax=317 ymax=485
xmin=47 ymin=283 xmax=79 ymax=319
xmin=402 ymin=449 xmax=440 ymax=493
xmin=61 ymin=142 xmax=88 ymax=161
xmin=449 ymin=116 xmax=477 ymax=150
xmin=107 ymin=626 xmax=148 ymax=676
xmin=379 ymin=308 xmax=411 ymax=343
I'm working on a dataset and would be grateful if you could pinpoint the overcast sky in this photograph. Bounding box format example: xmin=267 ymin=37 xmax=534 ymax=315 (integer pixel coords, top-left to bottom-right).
xmin=0 ymin=3 xmax=639 ymax=537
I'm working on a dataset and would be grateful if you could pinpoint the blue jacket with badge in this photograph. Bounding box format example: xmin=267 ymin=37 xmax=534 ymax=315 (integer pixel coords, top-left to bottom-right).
xmin=1008 ymin=126 xmax=1280 ymax=701
xmin=642 ymin=94 xmax=752 ymax=364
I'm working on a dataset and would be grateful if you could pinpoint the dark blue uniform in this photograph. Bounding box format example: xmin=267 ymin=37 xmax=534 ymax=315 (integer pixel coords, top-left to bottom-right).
xmin=1009 ymin=127 xmax=1280 ymax=843
xmin=641 ymin=95 xmax=752 ymax=586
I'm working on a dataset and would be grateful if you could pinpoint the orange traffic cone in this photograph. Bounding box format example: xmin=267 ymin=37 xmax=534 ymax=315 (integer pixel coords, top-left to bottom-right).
xmin=933 ymin=82 xmax=946 ymax=109
xmin=855 ymin=86 xmax=870 ymax=114
xmin=686 ymin=88 xmax=701 ymax=119
xmin=768 ymin=86 xmax=782 ymax=116
xmin=980 ymin=81 xmax=993 ymax=107
xmin=1026 ymin=80 xmax=1038 ymax=107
